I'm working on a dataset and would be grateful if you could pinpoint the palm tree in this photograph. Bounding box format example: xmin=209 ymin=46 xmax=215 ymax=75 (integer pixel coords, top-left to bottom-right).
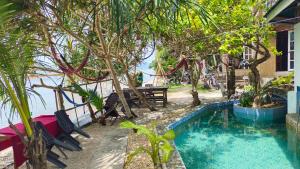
xmin=0 ymin=23 xmax=47 ymax=168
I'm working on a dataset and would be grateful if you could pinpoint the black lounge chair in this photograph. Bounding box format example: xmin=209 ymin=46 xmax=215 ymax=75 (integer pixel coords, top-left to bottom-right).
xmin=99 ymin=92 xmax=139 ymax=125
xmin=99 ymin=92 xmax=120 ymax=125
xmin=54 ymin=110 xmax=90 ymax=149
xmin=33 ymin=121 xmax=77 ymax=168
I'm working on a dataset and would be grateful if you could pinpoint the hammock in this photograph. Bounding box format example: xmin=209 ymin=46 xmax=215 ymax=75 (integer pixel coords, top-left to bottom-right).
xmin=49 ymin=45 xmax=89 ymax=75
xmin=76 ymin=71 xmax=110 ymax=81
xmin=60 ymin=81 xmax=99 ymax=107
xmin=61 ymin=90 xmax=86 ymax=107
xmin=164 ymin=58 xmax=188 ymax=76
xmin=143 ymin=58 xmax=189 ymax=77
xmin=47 ymin=34 xmax=108 ymax=82
xmin=59 ymin=51 xmax=90 ymax=74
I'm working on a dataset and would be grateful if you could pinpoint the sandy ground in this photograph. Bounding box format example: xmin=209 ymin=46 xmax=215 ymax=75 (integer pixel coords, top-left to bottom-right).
xmin=0 ymin=89 xmax=224 ymax=169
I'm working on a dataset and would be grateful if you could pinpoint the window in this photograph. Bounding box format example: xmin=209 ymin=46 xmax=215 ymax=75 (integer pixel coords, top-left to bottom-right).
xmin=240 ymin=46 xmax=253 ymax=69
xmin=228 ymin=47 xmax=254 ymax=69
xmin=243 ymin=46 xmax=253 ymax=60
xmin=288 ymin=31 xmax=295 ymax=71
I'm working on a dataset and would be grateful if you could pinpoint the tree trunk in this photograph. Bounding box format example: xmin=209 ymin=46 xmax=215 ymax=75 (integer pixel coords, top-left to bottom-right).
xmin=57 ymin=88 xmax=65 ymax=110
xmin=189 ymin=60 xmax=201 ymax=107
xmin=87 ymin=102 xmax=97 ymax=122
xmin=27 ymin=132 xmax=47 ymax=169
xmin=227 ymin=65 xmax=236 ymax=99
xmin=82 ymin=96 xmax=97 ymax=123
xmin=191 ymin=90 xmax=201 ymax=106
xmin=105 ymin=59 xmax=133 ymax=118
xmin=250 ymin=65 xmax=261 ymax=94
xmin=125 ymin=71 xmax=156 ymax=111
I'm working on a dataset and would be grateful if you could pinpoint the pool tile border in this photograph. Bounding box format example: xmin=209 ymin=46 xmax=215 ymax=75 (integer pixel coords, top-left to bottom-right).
xmin=167 ymin=101 xmax=235 ymax=130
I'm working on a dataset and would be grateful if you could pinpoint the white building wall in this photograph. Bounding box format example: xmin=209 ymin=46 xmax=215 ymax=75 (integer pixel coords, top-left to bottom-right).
xmin=288 ymin=22 xmax=300 ymax=113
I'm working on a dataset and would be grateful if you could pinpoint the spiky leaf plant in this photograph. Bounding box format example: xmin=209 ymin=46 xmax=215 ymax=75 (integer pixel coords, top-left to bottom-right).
xmin=71 ymin=83 xmax=103 ymax=111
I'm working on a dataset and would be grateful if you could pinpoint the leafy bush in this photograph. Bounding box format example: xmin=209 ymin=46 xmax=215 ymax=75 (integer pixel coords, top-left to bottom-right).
xmin=244 ymin=85 xmax=254 ymax=92
xmin=239 ymin=86 xmax=255 ymax=107
xmin=271 ymin=72 xmax=294 ymax=87
xmin=120 ymin=121 xmax=175 ymax=168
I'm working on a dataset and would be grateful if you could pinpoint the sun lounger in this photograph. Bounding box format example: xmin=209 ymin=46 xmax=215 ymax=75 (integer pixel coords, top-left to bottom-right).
xmin=54 ymin=110 xmax=90 ymax=150
xmin=99 ymin=92 xmax=120 ymax=125
xmin=33 ymin=121 xmax=78 ymax=168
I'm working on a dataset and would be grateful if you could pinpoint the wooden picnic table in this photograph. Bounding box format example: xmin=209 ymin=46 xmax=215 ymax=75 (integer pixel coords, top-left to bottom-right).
xmin=123 ymin=86 xmax=168 ymax=107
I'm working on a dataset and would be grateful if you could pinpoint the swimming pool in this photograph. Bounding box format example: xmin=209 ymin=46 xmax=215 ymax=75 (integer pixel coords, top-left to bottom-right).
xmin=172 ymin=104 xmax=300 ymax=169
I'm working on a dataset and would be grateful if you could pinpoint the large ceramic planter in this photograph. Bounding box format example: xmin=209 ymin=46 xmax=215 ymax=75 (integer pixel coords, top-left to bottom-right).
xmin=233 ymin=104 xmax=287 ymax=123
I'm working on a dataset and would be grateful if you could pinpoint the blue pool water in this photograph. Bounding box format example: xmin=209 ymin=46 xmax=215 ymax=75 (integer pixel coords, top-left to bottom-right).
xmin=174 ymin=105 xmax=300 ymax=169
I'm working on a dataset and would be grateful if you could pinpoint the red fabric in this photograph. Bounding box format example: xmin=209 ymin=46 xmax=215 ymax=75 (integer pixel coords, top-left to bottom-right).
xmin=164 ymin=58 xmax=188 ymax=76
xmin=0 ymin=115 xmax=61 ymax=168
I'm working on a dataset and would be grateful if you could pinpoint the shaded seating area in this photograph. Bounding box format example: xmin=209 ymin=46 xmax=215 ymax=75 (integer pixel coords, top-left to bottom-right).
xmin=123 ymin=86 xmax=168 ymax=107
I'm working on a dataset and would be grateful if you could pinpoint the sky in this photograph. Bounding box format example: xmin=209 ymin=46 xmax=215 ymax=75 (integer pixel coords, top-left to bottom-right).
xmin=136 ymin=49 xmax=156 ymax=84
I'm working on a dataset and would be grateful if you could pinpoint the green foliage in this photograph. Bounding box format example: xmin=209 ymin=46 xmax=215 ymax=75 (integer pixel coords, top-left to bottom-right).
xmin=202 ymin=0 xmax=275 ymax=58
xmin=135 ymin=72 xmax=143 ymax=87
xmin=240 ymin=72 xmax=293 ymax=108
xmin=71 ymin=83 xmax=103 ymax=111
xmin=150 ymin=47 xmax=182 ymax=84
xmin=271 ymin=72 xmax=294 ymax=87
xmin=0 ymin=24 xmax=39 ymax=136
xmin=120 ymin=121 xmax=175 ymax=166
xmin=150 ymin=47 xmax=177 ymax=71
xmin=0 ymin=0 xmax=26 ymax=24
xmin=244 ymin=85 xmax=255 ymax=92
xmin=240 ymin=86 xmax=255 ymax=107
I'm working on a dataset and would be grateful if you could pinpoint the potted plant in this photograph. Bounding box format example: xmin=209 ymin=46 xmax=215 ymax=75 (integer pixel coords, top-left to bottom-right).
xmin=234 ymin=73 xmax=293 ymax=122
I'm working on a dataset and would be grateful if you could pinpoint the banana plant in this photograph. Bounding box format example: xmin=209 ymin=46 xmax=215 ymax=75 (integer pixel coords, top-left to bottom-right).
xmin=120 ymin=121 xmax=175 ymax=169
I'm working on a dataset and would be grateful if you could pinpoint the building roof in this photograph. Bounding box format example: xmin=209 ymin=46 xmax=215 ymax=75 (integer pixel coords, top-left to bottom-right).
xmin=266 ymin=0 xmax=297 ymax=23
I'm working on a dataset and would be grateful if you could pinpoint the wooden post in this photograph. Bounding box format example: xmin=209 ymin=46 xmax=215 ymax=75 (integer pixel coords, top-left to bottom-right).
xmin=163 ymin=88 xmax=167 ymax=107
xmin=57 ymin=86 xmax=65 ymax=110
xmin=71 ymin=92 xmax=80 ymax=127
xmin=54 ymin=89 xmax=59 ymax=111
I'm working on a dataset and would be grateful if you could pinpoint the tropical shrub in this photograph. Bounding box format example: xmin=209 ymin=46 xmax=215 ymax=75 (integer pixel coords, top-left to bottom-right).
xmin=240 ymin=72 xmax=293 ymax=108
xmin=71 ymin=83 xmax=103 ymax=111
xmin=271 ymin=72 xmax=294 ymax=87
xmin=120 ymin=121 xmax=175 ymax=169
xmin=239 ymin=90 xmax=255 ymax=107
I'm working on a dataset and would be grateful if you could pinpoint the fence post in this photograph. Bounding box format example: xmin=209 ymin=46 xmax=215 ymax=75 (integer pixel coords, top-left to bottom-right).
xmin=57 ymin=86 xmax=65 ymax=110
